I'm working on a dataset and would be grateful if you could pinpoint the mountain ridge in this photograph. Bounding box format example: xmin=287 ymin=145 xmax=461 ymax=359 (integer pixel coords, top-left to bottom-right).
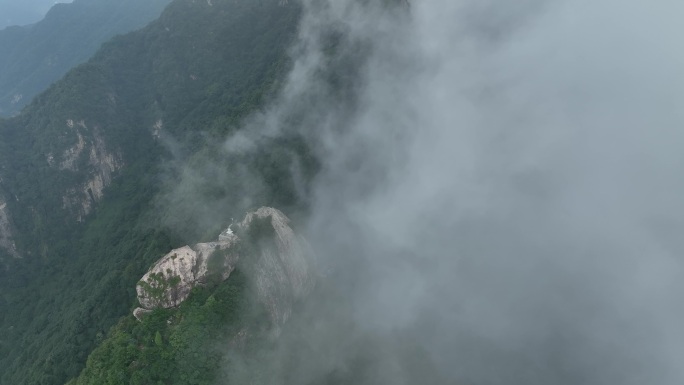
xmin=0 ymin=1 xmax=308 ymax=383
xmin=0 ymin=0 xmax=171 ymax=116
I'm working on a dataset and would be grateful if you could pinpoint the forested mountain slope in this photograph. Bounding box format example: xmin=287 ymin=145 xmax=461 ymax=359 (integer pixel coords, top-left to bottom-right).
xmin=0 ymin=1 xmax=309 ymax=384
xmin=0 ymin=0 xmax=171 ymax=116
xmin=0 ymin=0 xmax=675 ymax=384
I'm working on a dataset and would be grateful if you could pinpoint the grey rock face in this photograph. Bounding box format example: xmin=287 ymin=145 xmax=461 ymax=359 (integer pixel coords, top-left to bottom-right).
xmin=135 ymin=207 xmax=315 ymax=327
xmin=137 ymin=239 xmax=239 ymax=310
xmin=0 ymin=197 xmax=18 ymax=258
xmin=133 ymin=307 xmax=153 ymax=321
xmin=57 ymin=123 xmax=123 ymax=222
xmin=240 ymin=207 xmax=315 ymax=326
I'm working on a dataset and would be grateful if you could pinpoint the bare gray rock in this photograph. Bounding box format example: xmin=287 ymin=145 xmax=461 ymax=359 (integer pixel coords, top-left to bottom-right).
xmin=137 ymin=239 xmax=239 ymax=309
xmin=240 ymin=207 xmax=315 ymax=326
xmin=58 ymin=124 xmax=123 ymax=222
xmin=135 ymin=207 xmax=315 ymax=327
xmin=133 ymin=307 xmax=153 ymax=321
xmin=0 ymin=198 xmax=18 ymax=258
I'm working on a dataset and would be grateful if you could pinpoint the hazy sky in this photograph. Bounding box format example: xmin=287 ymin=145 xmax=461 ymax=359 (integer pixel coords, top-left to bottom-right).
xmin=0 ymin=0 xmax=72 ymax=29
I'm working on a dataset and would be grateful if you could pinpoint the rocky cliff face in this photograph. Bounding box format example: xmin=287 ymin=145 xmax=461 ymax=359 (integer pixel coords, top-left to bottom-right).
xmin=136 ymin=240 xmax=239 ymax=310
xmin=0 ymin=117 xmax=124 ymax=261
xmin=0 ymin=173 xmax=17 ymax=259
xmin=240 ymin=207 xmax=315 ymax=326
xmin=135 ymin=207 xmax=315 ymax=327
xmin=0 ymin=197 xmax=18 ymax=259
xmin=51 ymin=120 xmax=123 ymax=221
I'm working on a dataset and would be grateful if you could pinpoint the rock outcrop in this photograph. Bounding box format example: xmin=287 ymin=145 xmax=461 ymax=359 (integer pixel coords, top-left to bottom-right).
xmin=136 ymin=239 xmax=239 ymax=310
xmin=135 ymin=207 xmax=315 ymax=326
xmin=240 ymin=207 xmax=315 ymax=326
xmin=0 ymin=197 xmax=18 ymax=258
xmin=57 ymin=123 xmax=123 ymax=222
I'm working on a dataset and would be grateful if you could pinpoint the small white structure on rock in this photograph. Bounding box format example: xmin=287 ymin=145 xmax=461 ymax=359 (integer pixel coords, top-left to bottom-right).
xmin=134 ymin=207 xmax=315 ymax=326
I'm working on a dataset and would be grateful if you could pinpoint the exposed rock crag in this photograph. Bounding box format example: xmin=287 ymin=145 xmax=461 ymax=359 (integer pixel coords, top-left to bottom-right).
xmin=136 ymin=239 xmax=239 ymax=310
xmin=135 ymin=207 xmax=315 ymax=326
xmin=240 ymin=207 xmax=315 ymax=326
xmin=57 ymin=122 xmax=123 ymax=221
xmin=0 ymin=197 xmax=18 ymax=258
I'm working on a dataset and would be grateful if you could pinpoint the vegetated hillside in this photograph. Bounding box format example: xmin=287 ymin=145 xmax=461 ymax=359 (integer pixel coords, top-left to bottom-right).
xmin=0 ymin=0 xmax=171 ymax=116
xmin=66 ymin=0 xmax=422 ymax=383
xmin=70 ymin=268 xmax=255 ymax=385
xmin=0 ymin=1 xmax=312 ymax=384
xmin=69 ymin=208 xmax=314 ymax=385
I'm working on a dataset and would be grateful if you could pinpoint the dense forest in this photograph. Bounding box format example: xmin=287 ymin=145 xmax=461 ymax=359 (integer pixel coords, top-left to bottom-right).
xmin=0 ymin=0 xmax=428 ymax=383
xmin=0 ymin=0 xmax=677 ymax=384
xmin=0 ymin=1 xmax=314 ymax=383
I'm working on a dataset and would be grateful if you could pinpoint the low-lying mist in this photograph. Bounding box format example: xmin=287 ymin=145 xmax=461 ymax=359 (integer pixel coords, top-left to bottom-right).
xmin=168 ymin=0 xmax=684 ymax=383
xmin=0 ymin=0 xmax=72 ymax=28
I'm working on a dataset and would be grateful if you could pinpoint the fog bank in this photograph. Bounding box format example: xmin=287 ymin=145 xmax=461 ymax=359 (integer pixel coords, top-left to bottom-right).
xmin=295 ymin=0 xmax=683 ymax=383
xmin=0 ymin=0 xmax=72 ymax=29
xmin=184 ymin=0 xmax=684 ymax=383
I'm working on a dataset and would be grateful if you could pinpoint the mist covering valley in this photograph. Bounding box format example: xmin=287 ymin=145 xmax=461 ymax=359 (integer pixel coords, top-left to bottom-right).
xmin=1 ymin=0 xmax=683 ymax=384
xmin=0 ymin=0 xmax=72 ymax=29
xmin=201 ymin=0 xmax=684 ymax=383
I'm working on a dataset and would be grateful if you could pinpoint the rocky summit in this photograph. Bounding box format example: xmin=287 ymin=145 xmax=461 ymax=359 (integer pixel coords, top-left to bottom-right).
xmin=135 ymin=207 xmax=315 ymax=327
